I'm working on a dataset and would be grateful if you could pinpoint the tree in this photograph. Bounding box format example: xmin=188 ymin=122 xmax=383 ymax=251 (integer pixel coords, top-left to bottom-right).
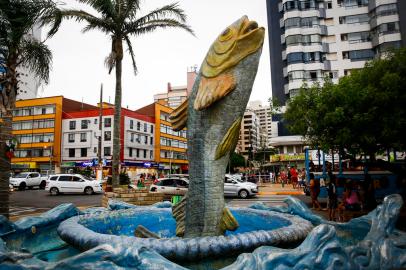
xmin=284 ymin=48 xmax=406 ymax=160
xmin=0 ymin=0 xmax=59 ymax=218
xmin=52 ymin=0 xmax=194 ymax=187
xmin=227 ymin=152 xmax=245 ymax=173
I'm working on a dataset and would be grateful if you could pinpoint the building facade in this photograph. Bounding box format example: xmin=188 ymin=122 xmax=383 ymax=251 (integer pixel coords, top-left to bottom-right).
xmin=237 ymin=109 xmax=263 ymax=160
xmin=10 ymin=96 xmax=96 ymax=173
xmin=136 ymin=102 xmax=188 ymax=173
xmin=61 ymin=104 xmax=157 ymax=176
xmin=248 ymin=100 xmax=273 ymax=147
xmin=267 ymin=0 xmax=406 ymax=102
xmin=153 ymin=70 xmax=197 ymax=109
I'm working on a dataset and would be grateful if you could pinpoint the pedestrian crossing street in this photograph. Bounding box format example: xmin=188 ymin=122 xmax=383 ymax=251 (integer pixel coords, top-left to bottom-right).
xmin=226 ymin=195 xmax=288 ymax=208
xmin=9 ymin=206 xmax=51 ymax=217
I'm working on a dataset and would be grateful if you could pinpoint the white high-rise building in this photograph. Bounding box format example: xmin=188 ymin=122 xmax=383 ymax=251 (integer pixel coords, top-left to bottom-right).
xmin=236 ymin=109 xmax=263 ymax=159
xmin=17 ymin=25 xmax=42 ymax=100
xmin=248 ymin=100 xmax=272 ymax=147
xmin=267 ymin=0 xmax=405 ymax=102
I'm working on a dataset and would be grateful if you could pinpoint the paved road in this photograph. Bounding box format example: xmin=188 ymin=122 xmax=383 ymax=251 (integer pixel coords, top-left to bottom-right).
xmin=9 ymin=189 xmax=103 ymax=217
xmin=8 ymin=189 xmax=291 ymax=217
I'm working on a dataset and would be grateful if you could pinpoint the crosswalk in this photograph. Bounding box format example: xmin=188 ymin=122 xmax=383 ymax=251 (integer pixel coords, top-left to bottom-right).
xmin=9 ymin=206 xmax=51 ymax=217
xmin=227 ymin=195 xmax=288 ymax=208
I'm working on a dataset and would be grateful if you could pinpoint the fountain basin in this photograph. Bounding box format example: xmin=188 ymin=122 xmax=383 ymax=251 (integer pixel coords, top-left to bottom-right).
xmin=57 ymin=207 xmax=313 ymax=260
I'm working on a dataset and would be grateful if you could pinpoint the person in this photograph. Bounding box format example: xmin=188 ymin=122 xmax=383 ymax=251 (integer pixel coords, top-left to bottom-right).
xmin=290 ymin=166 xmax=298 ymax=189
xmin=280 ymin=170 xmax=287 ymax=187
xmin=299 ymin=168 xmax=306 ymax=188
xmin=327 ymin=175 xmax=338 ymax=221
xmin=309 ymin=173 xmax=321 ymax=210
xmin=137 ymin=174 xmax=145 ymax=188
xmin=338 ymin=180 xmax=361 ymax=221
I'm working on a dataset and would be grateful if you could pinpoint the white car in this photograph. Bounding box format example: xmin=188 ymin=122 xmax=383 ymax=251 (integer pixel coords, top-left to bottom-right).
xmin=45 ymin=174 xmax=103 ymax=195
xmin=150 ymin=175 xmax=258 ymax=199
xmin=9 ymin=172 xmax=45 ymax=190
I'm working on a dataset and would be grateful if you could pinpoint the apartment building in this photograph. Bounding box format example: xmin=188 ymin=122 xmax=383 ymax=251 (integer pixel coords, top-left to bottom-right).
xmin=153 ymin=70 xmax=197 ymax=109
xmin=248 ymin=100 xmax=272 ymax=147
xmin=237 ymin=109 xmax=263 ymax=160
xmin=267 ymin=0 xmax=406 ymax=103
xmin=61 ymin=103 xmax=157 ymax=175
xmin=135 ymin=102 xmax=188 ymax=173
xmin=10 ymin=96 xmax=96 ymax=173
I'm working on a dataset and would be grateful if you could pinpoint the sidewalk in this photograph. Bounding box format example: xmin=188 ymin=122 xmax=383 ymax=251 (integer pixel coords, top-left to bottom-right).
xmin=257 ymin=183 xmax=304 ymax=196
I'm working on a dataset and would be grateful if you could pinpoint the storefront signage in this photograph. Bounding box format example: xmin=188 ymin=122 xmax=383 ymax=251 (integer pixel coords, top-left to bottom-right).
xmin=270 ymin=154 xmax=305 ymax=162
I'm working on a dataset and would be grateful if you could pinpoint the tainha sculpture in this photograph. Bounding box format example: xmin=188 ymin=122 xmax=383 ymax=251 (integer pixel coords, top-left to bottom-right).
xmin=170 ymin=16 xmax=265 ymax=237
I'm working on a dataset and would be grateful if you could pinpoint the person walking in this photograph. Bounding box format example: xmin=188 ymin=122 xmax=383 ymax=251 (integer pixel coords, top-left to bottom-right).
xmin=290 ymin=166 xmax=298 ymax=189
xmin=327 ymin=175 xmax=338 ymax=221
xmin=309 ymin=173 xmax=321 ymax=210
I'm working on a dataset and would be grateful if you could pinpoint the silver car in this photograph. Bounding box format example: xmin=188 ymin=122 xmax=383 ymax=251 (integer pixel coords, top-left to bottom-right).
xmin=224 ymin=175 xmax=258 ymax=199
xmin=150 ymin=175 xmax=258 ymax=199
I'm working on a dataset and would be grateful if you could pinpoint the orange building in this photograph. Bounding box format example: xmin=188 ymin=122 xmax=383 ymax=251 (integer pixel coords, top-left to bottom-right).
xmin=10 ymin=96 xmax=96 ymax=173
xmin=136 ymin=102 xmax=188 ymax=173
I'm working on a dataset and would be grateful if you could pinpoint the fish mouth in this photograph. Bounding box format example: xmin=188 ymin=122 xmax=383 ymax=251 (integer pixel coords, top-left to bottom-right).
xmin=242 ymin=21 xmax=259 ymax=35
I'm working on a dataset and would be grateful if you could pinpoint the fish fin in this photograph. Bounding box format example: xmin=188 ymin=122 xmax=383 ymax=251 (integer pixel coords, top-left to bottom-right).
xmin=215 ymin=117 xmax=242 ymax=160
xmin=172 ymin=195 xmax=187 ymax=237
xmin=220 ymin=207 xmax=239 ymax=234
xmin=134 ymin=225 xmax=161 ymax=239
xmin=194 ymin=72 xmax=236 ymax=111
xmin=169 ymin=98 xmax=188 ymax=131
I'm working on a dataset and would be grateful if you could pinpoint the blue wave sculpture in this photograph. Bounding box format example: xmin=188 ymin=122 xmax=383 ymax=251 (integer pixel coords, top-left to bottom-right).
xmin=0 ymin=194 xmax=405 ymax=269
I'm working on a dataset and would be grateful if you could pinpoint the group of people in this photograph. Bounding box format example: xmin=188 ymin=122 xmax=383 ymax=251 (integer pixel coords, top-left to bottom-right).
xmin=275 ymin=166 xmax=306 ymax=188
xmin=309 ymin=172 xmax=377 ymax=221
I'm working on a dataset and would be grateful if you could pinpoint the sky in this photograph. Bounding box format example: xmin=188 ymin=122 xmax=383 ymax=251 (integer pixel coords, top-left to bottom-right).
xmin=41 ymin=0 xmax=272 ymax=110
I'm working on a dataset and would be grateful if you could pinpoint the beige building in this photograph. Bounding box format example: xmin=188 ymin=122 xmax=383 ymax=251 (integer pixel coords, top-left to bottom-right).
xmin=154 ymin=69 xmax=197 ymax=109
xmin=237 ymin=109 xmax=264 ymax=160
xmin=248 ymin=100 xmax=272 ymax=147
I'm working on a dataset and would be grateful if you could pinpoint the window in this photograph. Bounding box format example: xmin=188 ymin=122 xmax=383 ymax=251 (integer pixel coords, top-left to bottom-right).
xmin=104 ymin=131 xmax=111 ymax=141
xmin=72 ymin=176 xmax=82 ymax=182
xmin=81 ymin=148 xmax=87 ymax=157
xmin=80 ymin=133 xmax=87 ymax=142
xmin=327 ymin=1 xmax=332 ymax=9
xmin=344 ymin=49 xmax=375 ymax=61
xmin=58 ymin=176 xmax=72 ymax=182
xmin=104 ymin=147 xmax=111 ymax=156
xmin=81 ymin=120 xmax=88 ymax=129
xmin=144 ymin=123 xmax=147 ymax=132
xmin=137 ymin=122 xmax=141 ymax=131
xmin=339 ymin=14 xmax=369 ymax=24
xmin=143 ymin=150 xmax=147 ymax=158
xmin=130 ymin=120 xmax=134 ymax=129
xmin=130 ymin=133 xmax=134 ymax=142
xmin=150 ymin=137 xmax=153 ymax=145
xmin=69 ymin=148 xmax=75 ymax=157
xmin=144 ymin=136 xmax=148 ymax=144
xmin=104 ymin=118 xmax=111 ymax=128
xmin=375 ymin=22 xmax=400 ymax=35
xmin=41 ymin=108 xmax=46 ymax=115
xmin=94 ymin=118 xmax=98 ymax=124
xmin=69 ymin=121 xmax=76 ymax=130
xmin=150 ymin=125 xmax=154 ymax=133
xmin=94 ymin=147 xmax=97 ymax=153
xmin=150 ymin=150 xmax=153 ymax=159
xmin=136 ymin=148 xmax=140 ymax=158
xmin=68 ymin=134 xmax=75 ymax=143
xmin=129 ymin=148 xmax=133 ymax=157
xmin=371 ymin=3 xmax=397 ymax=18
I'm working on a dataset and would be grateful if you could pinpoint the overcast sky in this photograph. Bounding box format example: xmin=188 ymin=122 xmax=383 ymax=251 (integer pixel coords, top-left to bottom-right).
xmin=41 ymin=0 xmax=271 ymax=110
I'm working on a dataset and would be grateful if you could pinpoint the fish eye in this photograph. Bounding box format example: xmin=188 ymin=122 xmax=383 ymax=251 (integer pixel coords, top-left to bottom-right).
xmin=221 ymin=28 xmax=231 ymax=36
xmin=219 ymin=27 xmax=233 ymax=41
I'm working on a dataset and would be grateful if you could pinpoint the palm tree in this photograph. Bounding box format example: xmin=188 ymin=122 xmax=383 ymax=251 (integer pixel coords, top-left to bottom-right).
xmin=0 ymin=0 xmax=59 ymax=218
xmin=52 ymin=0 xmax=193 ymax=187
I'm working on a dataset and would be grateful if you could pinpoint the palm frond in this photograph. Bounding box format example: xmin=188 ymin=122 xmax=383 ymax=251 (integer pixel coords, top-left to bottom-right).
xmin=104 ymin=51 xmax=116 ymax=74
xmin=19 ymin=38 xmax=52 ymax=84
xmin=125 ymin=19 xmax=194 ymax=37
xmin=59 ymin=9 xmax=115 ymax=34
xmin=76 ymin=0 xmax=117 ymax=19
xmin=124 ymin=35 xmax=137 ymax=75
xmin=119 ymin=0 xmax=140 ymax=21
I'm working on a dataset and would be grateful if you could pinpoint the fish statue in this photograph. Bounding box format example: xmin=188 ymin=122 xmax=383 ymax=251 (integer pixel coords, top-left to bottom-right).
xmin=170 ymin=16 xmax=265 ymax=237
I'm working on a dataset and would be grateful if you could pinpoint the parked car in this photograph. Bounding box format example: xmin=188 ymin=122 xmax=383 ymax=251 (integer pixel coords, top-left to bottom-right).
xmin=9 ymin=172 xmax=46 ymax=190
xmin=45 ymin=174 xmax=103 ymax=195
xmin=149 ymin=177 xmax=189 ymax=195
xmin=150 ymin=175 xmax=258 ymax=199
xmin=224 ymin=175 xmax=258 ymax=198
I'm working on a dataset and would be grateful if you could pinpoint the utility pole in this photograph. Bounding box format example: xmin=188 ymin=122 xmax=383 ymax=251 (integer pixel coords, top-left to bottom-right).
xmin=97 ymin=84 xmax=103 ymax=180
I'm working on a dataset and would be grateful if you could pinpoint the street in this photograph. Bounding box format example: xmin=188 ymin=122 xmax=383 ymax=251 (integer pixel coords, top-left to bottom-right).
xmin=8 ymin=188 xmax=294 ymax=219
xmin=9 ymin=189 xmax=103 ymax=218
